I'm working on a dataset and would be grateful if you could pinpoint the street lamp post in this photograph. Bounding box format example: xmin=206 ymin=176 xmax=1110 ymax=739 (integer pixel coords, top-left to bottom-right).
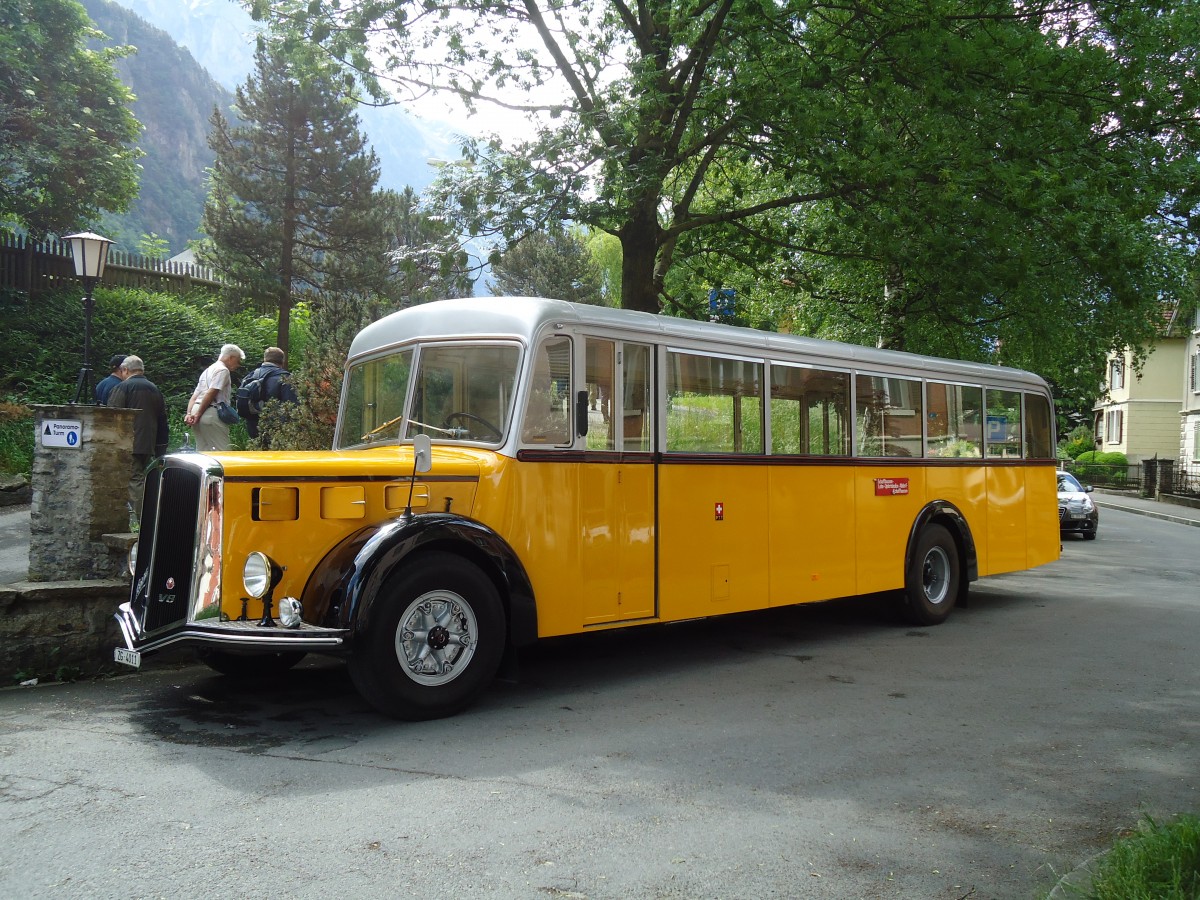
xmin=63 ymin=231 xmax=113 ymax=405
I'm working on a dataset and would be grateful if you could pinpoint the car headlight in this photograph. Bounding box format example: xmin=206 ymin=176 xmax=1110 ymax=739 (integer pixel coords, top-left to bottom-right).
xmin=127 ymin=541 xmax=138 ymax=577
xmin=243 ymin=551 xmax=282 ymax=599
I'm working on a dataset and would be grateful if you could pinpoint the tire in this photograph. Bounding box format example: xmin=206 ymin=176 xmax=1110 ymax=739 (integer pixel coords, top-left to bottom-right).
xmin=1083 ymin=528 xmax=1097 ymax=541
xmin=198 ymin=648 xmax=306 ymax=677
xmin=900 ymin=523 xmax=960 ymax=626
xmin=348 ymin=552 xmax=506 ymax=721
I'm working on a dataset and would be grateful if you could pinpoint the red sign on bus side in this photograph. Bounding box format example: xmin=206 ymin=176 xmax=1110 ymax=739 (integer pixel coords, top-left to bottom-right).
xmin=874 ymin=477 xmax=909 ymax=496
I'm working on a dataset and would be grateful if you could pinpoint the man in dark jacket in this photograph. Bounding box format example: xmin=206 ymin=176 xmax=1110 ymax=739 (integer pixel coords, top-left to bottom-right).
xmin=239 ymin=346 xmax=299 ymax=447
xmin=107 ymin=355 xmax=168 ymax=527
xmin=94 ymin=354 xmax=128 ymax=405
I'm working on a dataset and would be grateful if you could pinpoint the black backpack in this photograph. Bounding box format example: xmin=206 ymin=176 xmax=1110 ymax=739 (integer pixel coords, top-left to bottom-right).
xmin=236 ymin=371 xmax=268 ymax=418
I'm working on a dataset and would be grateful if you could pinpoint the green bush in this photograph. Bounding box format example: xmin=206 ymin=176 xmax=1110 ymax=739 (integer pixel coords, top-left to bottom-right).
xmin=0 ymin=286 xmax=290 ymax=472
xmin=0 ymin=401 xmax=34 ymax=476
xmin=1073 ymin=450 xmax=1131 ymax=486
xmin=0 ymin=286 xmax=278 ymax=404
xmin=1059 ymin=424 xmax=1096 ymax=459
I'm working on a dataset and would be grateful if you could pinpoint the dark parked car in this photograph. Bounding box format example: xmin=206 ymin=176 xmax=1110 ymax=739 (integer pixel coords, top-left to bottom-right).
xmin=1057 ymin=470 xmax=1098 ymax=540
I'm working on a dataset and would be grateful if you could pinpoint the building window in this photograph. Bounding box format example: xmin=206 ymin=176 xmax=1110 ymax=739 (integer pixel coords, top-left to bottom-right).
xmin=1193 ymin=422 xmax=1200 ymax=462
xmin=1109 ymin=358 xmax=1125 ymax=390
xmin=1191 ymin=352 xmax=1200 ymax=393
xmin=1105 ymin=409 xmax=1123 ymax=445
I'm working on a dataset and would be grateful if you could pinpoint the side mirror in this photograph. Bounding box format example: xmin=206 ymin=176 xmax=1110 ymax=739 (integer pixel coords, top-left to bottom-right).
xmin=412 ymin=433 xmax=432 ymax=474
xmin=1084 ymin=485 xmax=1094 ymax=493
xmin=575 ymin=390 xmax=590 ymax=437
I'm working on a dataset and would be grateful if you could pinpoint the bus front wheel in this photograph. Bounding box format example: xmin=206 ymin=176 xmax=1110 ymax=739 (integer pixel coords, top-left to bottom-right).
xmin=901 ymin=523 xmax=960 ymax=626
xmin=349 ymin=552 xmax=506 ymax=720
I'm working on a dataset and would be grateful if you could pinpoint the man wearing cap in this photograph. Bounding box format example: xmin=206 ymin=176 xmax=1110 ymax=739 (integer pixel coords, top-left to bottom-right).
xmin=94 ymin=354 xmax=128 ymax=405
xmin=185 ymin=343 xmax=244 ymax=451
xmin=107 ymin=356 xmax=168 ymax=527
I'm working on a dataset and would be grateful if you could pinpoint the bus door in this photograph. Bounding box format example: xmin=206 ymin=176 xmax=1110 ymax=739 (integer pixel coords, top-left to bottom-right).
xmin=579 ymin=337 xmax=656 ymax=624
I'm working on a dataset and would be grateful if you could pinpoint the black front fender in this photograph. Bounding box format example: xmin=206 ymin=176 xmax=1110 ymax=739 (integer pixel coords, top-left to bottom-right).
xmin=300 ymin=513 xmax=538 ymax=650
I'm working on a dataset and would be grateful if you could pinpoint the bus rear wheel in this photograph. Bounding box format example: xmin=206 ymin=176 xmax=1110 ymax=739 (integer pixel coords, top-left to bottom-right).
xmin=349 ymin=552 xmax=506 ymax=721
xmin=900 ymin=523 xmax=960 ymax=626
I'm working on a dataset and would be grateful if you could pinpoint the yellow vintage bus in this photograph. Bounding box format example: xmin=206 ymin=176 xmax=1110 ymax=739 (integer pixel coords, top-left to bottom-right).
xmin=116 ymin=297 xmax=1060 ymax=719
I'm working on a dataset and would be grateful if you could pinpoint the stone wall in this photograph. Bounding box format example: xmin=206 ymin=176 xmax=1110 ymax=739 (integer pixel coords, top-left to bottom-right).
xmin=30 ymin=405 xmax=135 ymax=580
xmin=0 ymin=580 xmax=129 ymax=679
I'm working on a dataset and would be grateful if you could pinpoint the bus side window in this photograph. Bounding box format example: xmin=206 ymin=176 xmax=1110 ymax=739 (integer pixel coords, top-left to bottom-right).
xmin=770 ymin=364 xmax=850 ymax=455
xmin=585 ymin=338 xmax=615 ymax=450
xmin=985 ymin=389 xmax=1023 ymax=458
xmin=1023 ymin=392 xmax=1053 ymax=459
xmin=666 ymin=351 xmax=763 ymax=453
xmin=622 ymin=342 xmax=653 ymax=451
xmin=855 ymin=374 xmax=923 ymax=457
xmin=521 ymin=336 xmax=572 ymax=445
xmin=926 ymin=382 xmax=983 ymax=458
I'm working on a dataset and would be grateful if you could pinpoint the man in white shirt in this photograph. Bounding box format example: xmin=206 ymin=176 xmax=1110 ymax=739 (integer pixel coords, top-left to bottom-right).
xmin=185 ymin=343 xmax=244 ymax=450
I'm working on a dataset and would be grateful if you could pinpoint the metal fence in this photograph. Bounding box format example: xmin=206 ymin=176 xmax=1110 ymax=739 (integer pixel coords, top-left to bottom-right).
xmin=1060 ymin=459 xmax=1200 ymax=499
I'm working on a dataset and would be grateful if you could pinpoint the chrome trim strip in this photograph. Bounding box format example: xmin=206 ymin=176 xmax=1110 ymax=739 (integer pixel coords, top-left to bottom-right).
xmin=115 ymin=603 xmax=346 ymax=654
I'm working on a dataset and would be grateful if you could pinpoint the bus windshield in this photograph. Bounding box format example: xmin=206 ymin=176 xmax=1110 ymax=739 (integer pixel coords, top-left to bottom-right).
xmin=337 ymin=343 xmax=521 ymax=449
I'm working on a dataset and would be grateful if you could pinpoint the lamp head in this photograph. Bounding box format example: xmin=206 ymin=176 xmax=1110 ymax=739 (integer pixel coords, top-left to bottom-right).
xmin=62 ymin=231 xmax=113 ymax=281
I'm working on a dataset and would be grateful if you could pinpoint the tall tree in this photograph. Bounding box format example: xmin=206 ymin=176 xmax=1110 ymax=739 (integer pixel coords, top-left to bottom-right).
xmin=0 ymin=0 xmax=141 ymax=237
xmin=490 ymin=227 xmax=605 ymax=305
xmin=200 ymin=41 xmax=385 ymax=354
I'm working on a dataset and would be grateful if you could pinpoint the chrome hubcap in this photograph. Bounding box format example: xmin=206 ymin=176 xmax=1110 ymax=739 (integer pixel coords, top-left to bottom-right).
xmin=922 ymin=546 xmax=951 ymax=606
xmin=395 ymin=590 xmax=477 ymax=685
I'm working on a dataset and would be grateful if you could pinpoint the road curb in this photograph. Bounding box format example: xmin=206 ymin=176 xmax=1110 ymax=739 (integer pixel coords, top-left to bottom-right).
xmin=1093 ymin=499 xmax=1200 ymax=528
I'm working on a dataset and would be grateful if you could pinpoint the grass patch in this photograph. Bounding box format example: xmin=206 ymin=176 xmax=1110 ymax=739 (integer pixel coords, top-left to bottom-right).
xmin=1084 ymin=814 xmax=1200 ymax=899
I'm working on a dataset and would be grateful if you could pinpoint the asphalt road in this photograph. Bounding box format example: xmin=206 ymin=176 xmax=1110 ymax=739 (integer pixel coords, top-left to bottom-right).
xmin=0 ymin=504 xmax=28 ymax=583
xmin=1 ymin=508 xmax=1197 ymax=899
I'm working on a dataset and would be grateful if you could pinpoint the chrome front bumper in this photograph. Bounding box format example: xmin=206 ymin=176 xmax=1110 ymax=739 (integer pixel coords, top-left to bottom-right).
xmin=115 ymin=602 xmax=347 ymax=656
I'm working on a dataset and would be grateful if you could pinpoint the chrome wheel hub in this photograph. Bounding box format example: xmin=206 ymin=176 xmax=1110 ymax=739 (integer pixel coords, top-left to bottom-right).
xmin=922 ymin=546 xmax=951 ymax=606
xmin=395 ymin=590 xmax=477 ymax=686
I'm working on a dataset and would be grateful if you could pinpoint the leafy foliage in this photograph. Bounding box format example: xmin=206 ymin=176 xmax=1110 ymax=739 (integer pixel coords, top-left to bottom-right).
xmin=0 ymin=0 xmax=142 ymax=237
xmin=0 ymin=401 xmax=33 ymax=476
xmin=490 ymin=227 xmax=606 ymax=305
xmin=257 ymin=0 xmax=1200 ymax=397
xmin=375 ymin=186 xmax=474 ymax=305
xmin=1059 ymin=424 xmax=1096 ymax=460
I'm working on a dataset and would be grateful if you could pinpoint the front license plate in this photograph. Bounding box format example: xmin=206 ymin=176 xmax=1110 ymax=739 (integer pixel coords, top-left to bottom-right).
xmin=114 ymin=648 xmax=141 ymax=669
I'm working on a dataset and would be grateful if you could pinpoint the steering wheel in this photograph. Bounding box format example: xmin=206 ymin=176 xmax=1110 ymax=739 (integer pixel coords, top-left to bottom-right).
xmin=443 ymin=411 xmax=503 ymax=440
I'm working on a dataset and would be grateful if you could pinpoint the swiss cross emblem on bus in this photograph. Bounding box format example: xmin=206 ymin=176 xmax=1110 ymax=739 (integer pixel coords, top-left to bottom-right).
xmin=715 ymin=501 xmax=725 ymax=520
xmin=874 ymin=477 xmax=910 ymax=496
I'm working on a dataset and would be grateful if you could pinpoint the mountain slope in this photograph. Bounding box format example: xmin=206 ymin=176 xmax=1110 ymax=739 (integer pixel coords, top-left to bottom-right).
xmin=80 ymin=0 xmax=232 ymax=253
xmin=106 ymin=0 xmax=454 ymax=195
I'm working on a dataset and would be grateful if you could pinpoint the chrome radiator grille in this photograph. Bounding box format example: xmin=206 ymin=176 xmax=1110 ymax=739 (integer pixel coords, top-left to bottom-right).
xmin=130 ymin=463 xmax=203 ymax=634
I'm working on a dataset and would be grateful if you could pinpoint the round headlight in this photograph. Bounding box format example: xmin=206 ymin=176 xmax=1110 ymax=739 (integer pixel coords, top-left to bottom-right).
xmin=127 ymin=542 xmax=138 ymax=577
xmin=243 ymin=551 xmax=276 ymax=599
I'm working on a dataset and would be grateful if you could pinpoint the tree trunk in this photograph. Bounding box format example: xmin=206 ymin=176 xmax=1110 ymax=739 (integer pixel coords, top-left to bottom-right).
xmin=618 ymin=208 xmax=662 ymax=314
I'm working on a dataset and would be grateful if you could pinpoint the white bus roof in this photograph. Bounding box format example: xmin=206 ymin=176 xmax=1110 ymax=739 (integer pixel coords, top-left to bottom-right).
xmin=348 ymin=296 xmax=1051 ymax=393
